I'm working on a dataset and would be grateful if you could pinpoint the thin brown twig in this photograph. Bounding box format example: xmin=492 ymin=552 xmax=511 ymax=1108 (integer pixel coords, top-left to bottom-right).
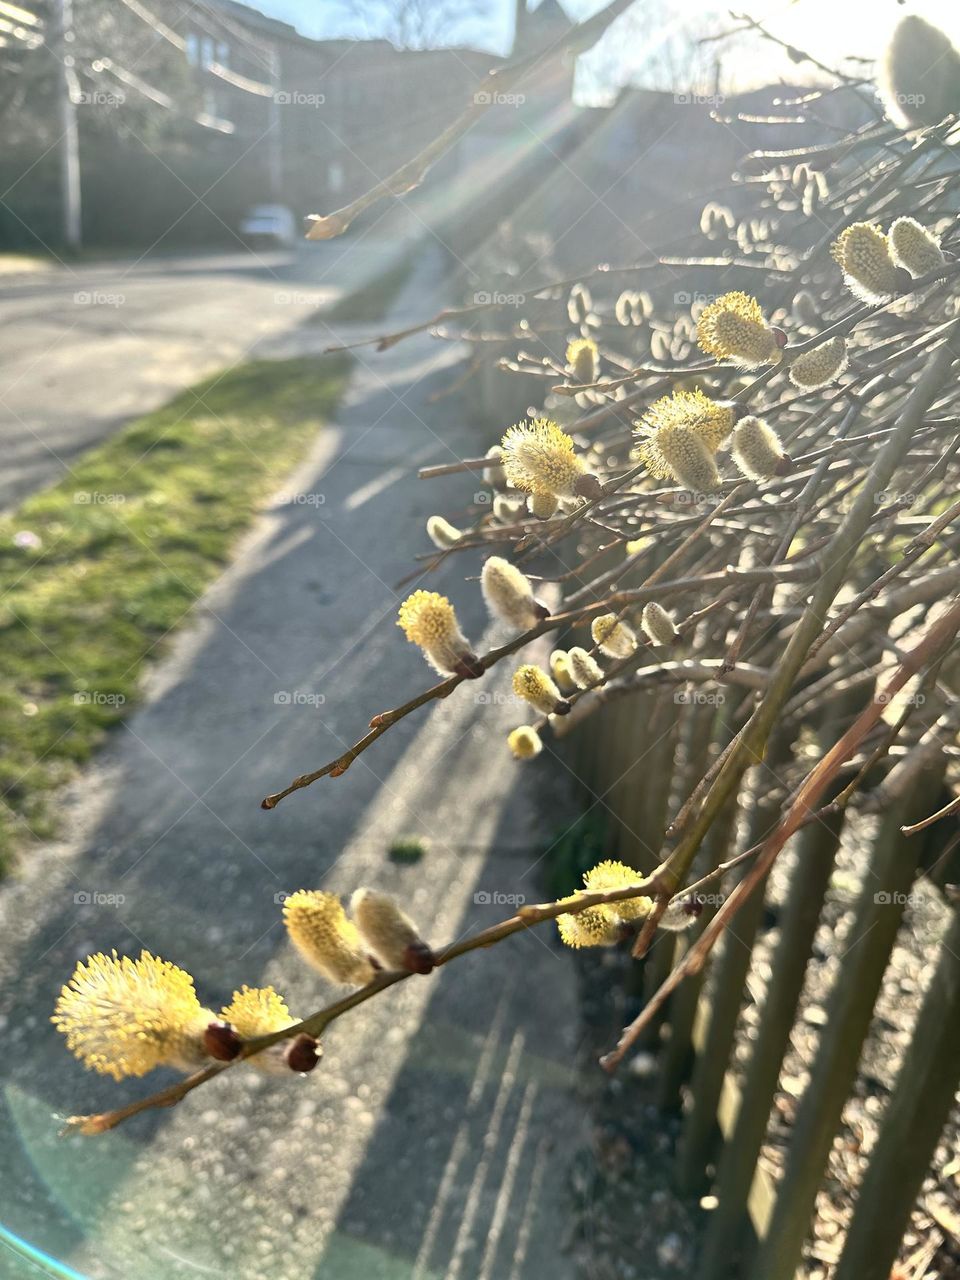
xmin=304 ymin=0 xmax=638 ymax=242
xmin=260 ymin=559 xmax=820 ymax=809
xmin=64 ymin=875 xmax=672 ymax=1136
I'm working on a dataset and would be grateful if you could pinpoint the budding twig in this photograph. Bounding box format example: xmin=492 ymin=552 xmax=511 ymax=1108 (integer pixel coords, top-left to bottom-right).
xmin=64 ymin=878 xmax=671 ymax=1136
xmin=260 ymin=560 xmax=820 ymax=809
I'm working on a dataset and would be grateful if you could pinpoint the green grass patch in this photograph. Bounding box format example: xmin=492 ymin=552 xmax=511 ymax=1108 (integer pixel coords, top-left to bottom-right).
xmin=388 ymin=835 xmax=427 ymax=865
xmin=0 ymin=354 xmax=348 ymax=868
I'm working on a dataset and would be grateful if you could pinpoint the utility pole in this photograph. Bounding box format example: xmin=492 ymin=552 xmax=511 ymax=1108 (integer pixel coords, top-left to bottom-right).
xmin=55 ymin=0 xmax=82 ymax=249
xmin=266 ymin=42 xmax=282 ymax=201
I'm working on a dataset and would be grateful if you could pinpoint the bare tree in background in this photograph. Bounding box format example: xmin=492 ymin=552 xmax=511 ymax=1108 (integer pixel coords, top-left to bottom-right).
xmin=578 ymin=4 xmax=726 ymax=101
xmin=335 ymin=0 xmax=491 ymax=50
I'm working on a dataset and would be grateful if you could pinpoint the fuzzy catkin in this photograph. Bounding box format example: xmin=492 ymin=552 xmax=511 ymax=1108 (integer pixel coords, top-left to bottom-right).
xmin=283 ymin=891 xmax=376 ymax=987
xmin=220 ymin=986 xmax=304 ymax=1076
xmin=888 ymin=217 xmax=944 ymax=278
xmin=566 ymin=337 xmax=599 ymax=384
xmin=696 ymin=291 xmax=780 ymax=367
xmin=660 ymin=897 xmax=701 ymax=932
xmin=789 ymin=336 xmax=847 ymax=390
xmin=493 ymin=493 xmax=524 ymax=521
xmin=481 ymin=556 xmax=545 ymax=630
xmin=639 ymin=387 xmax=735 ymax=455
xmin=350 ymin=888 xmax=426 ymax=972
xmin=731 ymin=417 xmax=785 ymax=481
xmin=482 ymin=445 xmax=507 ymax=489
xmin=528 ymin=492 xmax=559 ymax=519
xmin=556 ymin=897 xmax=621 ymax=948
xmin=831 ymin=223 xmax=902 ymax=303
xmin=508 ymin=726 xmax=543 ymax=759
xmin=640 ymin=602 xmax=678 ymax=647
xmin=512 ymin=664 xmax=567 ymax=715
xmin=52 ymin=950 xmax=215 ymax=1081
xmin=549 ymin=649 xmax=577 ymax=694
xmin=501 ymin=418 xmax=586 ymax=500
xmin=591 ymin=613 xmax=637 ymax=659
xmin=397 ymin=590 xmax=476 ymax=677
xmin=426 ymin=515 xmax=462 ymax=549
xmin=582 ymin=860 xmax=652 ymax=923
xmin=567 ymin=646 xmax=603 ymax=689
xmin=644 ymin=425 xmax=721 ymax=493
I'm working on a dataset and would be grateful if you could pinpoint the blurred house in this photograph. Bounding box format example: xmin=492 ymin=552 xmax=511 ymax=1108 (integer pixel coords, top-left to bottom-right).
xmin=0 ymin=0 xmax=594 ymax=251
xmin=2 ymin=0 xmax=870 ymax=258
xmin=458 ymin=79 xmax=872 ymax=420
xmin=464 ymin=79 xmax=873 ymax=275
xmin=210 ymin=0 xmax=589 ymax=249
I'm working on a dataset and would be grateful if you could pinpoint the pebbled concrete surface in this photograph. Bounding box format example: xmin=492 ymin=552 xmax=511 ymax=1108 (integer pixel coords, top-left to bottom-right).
xmin=0 ymin=247 xmax=583 ymax=1280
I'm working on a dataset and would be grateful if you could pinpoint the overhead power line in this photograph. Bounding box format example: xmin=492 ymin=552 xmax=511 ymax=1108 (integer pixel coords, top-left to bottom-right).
xmin=116 ymin=0 xmax=185 ymax=51
xmin=0 ymin=1 xmax=43 ymax=47
xmin=116 ymin=0 xmax=273 ymax=95
xmin=90 ymin=54 xmax=236 ymax=130
xmin=0 ymin=0 xmax=41 ymax=26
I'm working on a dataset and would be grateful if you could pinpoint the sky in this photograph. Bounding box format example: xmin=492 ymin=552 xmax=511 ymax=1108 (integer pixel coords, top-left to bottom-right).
xmin=248 ymin=0 xmax=960 ymax=102
xmin=248 ymin=0 xmax=516 ymax=53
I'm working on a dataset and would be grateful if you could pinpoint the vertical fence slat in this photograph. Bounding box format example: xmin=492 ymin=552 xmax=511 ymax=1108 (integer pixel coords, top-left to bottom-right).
xmin=610 ymin=697 xmax=658 ymax=871
xmin=698 ymin=799 xmax=845 ymax=1279
xmin=599 ymin=700 xmax=624 ymax=799
xmin=832 ymin=904 xmax=960 ymax=1280
xmin=563 ymin=678 xmax=598 ymax=795
xmin=658 ymin=791 xmax=739 ymax=1110
xmin=746 ymin=764 xmax=946 ymax=1280
xmin=630 ymin=690 xmax=682 ymax=1037
xmin=632 ymin=688 xmax=681 ymax=859
xmin=675 ymin=727 xmax=797 ymax=1193
xmin=654 ymin=681 xmax=754 ymax=1076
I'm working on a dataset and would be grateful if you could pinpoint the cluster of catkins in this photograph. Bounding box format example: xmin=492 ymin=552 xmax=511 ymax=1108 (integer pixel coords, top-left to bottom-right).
xmin=409 ymin=215 xmax=945 ymax=789
xmin=53 ymin=872 xmax=698 ymax=1084
xmin=631 ymin=216 xmax=944 ymax=491
xmin=520 ymin=224 xmax=942 ymax=507
xmin=558 ymin=859 xmax=701 ymax=947
xmin=639 ymin=283 xmax=854 ymax=490
xmin=398 ymin=538 xmax=680 ymax=762
xmin=831 ymin=217 xmax=945 ymax=303
xmin=53 ymin=887 xmax=432 ymax=1083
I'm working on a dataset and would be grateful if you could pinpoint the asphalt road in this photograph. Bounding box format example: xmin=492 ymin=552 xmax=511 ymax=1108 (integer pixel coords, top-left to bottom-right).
xmin=0 ymin=235 xmax=402 ymax=513
xmin=0 ymin=247 xmax=582 ymax=1280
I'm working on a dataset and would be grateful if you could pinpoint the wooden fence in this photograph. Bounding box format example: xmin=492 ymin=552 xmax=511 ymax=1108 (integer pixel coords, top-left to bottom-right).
xmin=560 ymin=674 xmax=960 ymax=1280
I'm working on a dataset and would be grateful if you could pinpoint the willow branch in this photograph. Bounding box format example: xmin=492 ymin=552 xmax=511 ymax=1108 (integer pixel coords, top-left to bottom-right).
xmin=686 ymin=331 xmax=954 ymax=859
xmin=549 ymin=660 xmax=769 ymax=738
xmin=304 ymin=0 xmax=637 ymax=241
xmin=601 ymin=593 xmax=960 ymax=1071
xmin=65 ymin=874 xmax=677 ymax=1136
xmin=260 ymin=559 xmax=819 ymax=809
xmin=902 ymin=792 xmax=960 ymax=837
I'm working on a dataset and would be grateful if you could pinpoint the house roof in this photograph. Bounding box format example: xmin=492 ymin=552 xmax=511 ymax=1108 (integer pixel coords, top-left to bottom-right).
xmin=516 ymin=0 xmax=573 ymax=44
xmin=528 ymin=0 xmax=571 ymax=27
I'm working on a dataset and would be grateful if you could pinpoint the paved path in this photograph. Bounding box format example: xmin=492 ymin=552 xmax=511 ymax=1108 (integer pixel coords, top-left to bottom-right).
xmin=0 ymin=223 xmax=413 ymax=512
xmin=0 ymin=248 xmax=582 ymax=1280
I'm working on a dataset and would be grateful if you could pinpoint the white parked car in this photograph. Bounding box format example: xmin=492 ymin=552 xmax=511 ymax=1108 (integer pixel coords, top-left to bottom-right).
xmin=238 ymin=204 xmax=298 ymax=248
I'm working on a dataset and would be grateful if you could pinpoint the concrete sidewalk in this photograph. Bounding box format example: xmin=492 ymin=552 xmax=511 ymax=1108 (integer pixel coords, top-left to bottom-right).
xmin=0 ymin=247 xmax=582 ymax=1280
xmin=0 ymin=218 xmax=416 ymax=512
